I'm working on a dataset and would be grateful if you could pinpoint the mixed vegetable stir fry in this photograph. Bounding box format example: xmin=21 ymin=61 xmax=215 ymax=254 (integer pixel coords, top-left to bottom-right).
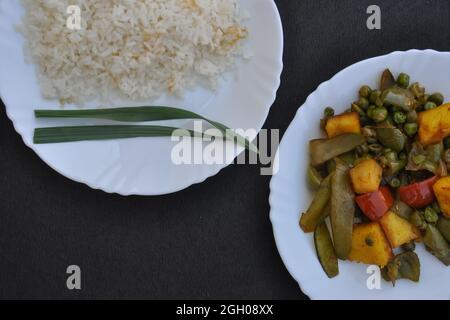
xmin=301 ymin=69 xmax=450 ymax=284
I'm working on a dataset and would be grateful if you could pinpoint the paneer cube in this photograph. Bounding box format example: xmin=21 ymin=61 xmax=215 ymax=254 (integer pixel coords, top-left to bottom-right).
xmin=418 ymin=103 xmax=450 ymax=146
xmin=433 ymin=176 xmax=450 ymax=218
xmin=348 ymin=223 xmax=393 ymax=266
xmin=350 ymin=159 xmax=383 ymax=194
xmin=379 ymin=211 xmax=421 ymax=248
xmin=325 ymin=112 xmax=361 ymax=138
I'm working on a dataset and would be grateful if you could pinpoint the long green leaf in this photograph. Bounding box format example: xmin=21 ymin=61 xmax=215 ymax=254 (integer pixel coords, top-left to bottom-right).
xmin=35 ymin=107 xmax=258 ymax=153
xmin=34 ymin=125 xmax=205 ymax=144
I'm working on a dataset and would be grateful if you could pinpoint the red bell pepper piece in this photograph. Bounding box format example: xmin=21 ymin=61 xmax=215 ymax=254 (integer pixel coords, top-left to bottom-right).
xmin=398 ymin=176 xmax=438 ymax=208
xmin=356 ymin=186 xmax=394 ymax=221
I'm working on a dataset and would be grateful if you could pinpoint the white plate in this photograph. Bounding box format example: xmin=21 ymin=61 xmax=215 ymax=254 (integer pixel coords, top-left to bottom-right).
xmin=269 ymin=50 xmax=450 ymax=300
xmin=0 ymin=0 xmax=283 ymax=196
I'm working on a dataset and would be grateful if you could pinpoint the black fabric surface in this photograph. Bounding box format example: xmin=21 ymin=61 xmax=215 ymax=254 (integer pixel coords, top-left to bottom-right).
xmin=1 ymin=0 xmax=449 ymax=299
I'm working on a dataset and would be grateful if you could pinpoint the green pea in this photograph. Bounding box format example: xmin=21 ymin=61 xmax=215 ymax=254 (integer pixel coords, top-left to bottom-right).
xmin=324 ymin=107 xmax=335 ymax=118
xmin=369 ymin=90 xmax=382 ymax=104
xmin=357 ymin=97 xmax=370 ymax=110
xmin=372 ymin=107 xmax=388 ymax=123
xmin=393 ymin=111 xmax=407 ymax=124
xmin=367 ymin=105 xmax=376 ymax=119
xmin=397 ymin=73 xmax=410 ymax=89
xmin=428 ymin=93 xmax=444 ymax=106
xmin=404 ymin=123 xmax=418 ymax=137
xmin=351 ymin=103 xmax=365 ymax=117
xmin=359 ymin=85 xmax=372 ymax=98
xmin=424 ymin=101 xmax=437 ymax=110
xmin=424 ymin=207 xmax=439 ymax=224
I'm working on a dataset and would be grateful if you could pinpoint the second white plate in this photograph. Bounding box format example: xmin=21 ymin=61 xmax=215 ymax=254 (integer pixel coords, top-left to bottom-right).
xmin=270 ymin=50 xmax=450 ymax=300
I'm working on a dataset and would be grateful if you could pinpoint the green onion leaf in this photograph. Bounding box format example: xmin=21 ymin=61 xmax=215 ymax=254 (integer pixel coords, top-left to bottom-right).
xmin=34 ymin=125 xmax=203 ymax=144
xmin=35 ymin=106 xmax=258 ymax=153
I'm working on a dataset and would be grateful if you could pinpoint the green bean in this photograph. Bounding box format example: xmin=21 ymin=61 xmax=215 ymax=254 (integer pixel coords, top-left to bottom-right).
xmin=369 ymin=90 xmax=382 ymax=104
xmin=376 ymin=127 xmax=406 ymax=152
xmin=330 ymin=159 xmax=355 ymax=260
xmin=300 ymin=175 xmax=332 ymax=233
xmin=309 ymin=134 xmax=365 ymax=167
xmin=423 ymin=225 xmax=450 ymax=266
xmin=314 ymin=221 xmax=339 ymax=278
xmin=307 ymin=165 xmax=323 ymax=190
xmin=437 ymin=218 xmax=450 ymax=243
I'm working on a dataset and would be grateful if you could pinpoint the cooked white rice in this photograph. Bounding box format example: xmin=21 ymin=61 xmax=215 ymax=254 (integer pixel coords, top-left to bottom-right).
xmin=19 ymin=0 xmax=248 ymax=103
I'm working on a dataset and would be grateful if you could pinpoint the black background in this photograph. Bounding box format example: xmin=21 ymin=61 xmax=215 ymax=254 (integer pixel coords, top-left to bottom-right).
xmin=1 ymin=0 xmax=449 ymax=300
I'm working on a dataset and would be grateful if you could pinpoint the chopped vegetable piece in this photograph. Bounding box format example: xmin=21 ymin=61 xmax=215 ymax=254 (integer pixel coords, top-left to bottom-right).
xmin=330 ymin=159 xmax=355 ymax=260
xmin=314 ymin=222 xmax=339 ymax=278
xmin=382 ymin=252 xmax=420 ymax=285
xmin=381 ymin=87 xmax=416 ymax=112
xmin=376 ymin=127 xmax=407 ymax=152
xmin=379 ymin=211 xmax=421 ymax=248
xmin=399 ymin=176 xmax=438 ymax=208
xmin=349 ymin=159 xmax=382 ymax=194
xmin=348 ymin=223 xmax=393 ymax=266
xmin=423 ymin=225 xmax=450 ymax=266
xmin=390 ymin=200 xmax=413 ymax=221
xmin=356 ymin=186 xmax=394 ymax=221
xmin=437 ymin=218 xmax=450 ymax=243
xmin=309 ymin=134 xmax=365 ymax=167
xmin=418 ymin=103 xmax=450 ymax=146
xmin=380 ymin=69 xmax=396 ymax=91
xmin=307 ymin=165 xmax=323 ymax=190
xmin=428 ymin=93 xmax=444 ymax=106
xmin=325 ymin=112 xmax=361 ymax=138
xmin=433 ymin=176 xmax=450 ymax=218
xmin=300 ymin=175 xmax=332 ymax=233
